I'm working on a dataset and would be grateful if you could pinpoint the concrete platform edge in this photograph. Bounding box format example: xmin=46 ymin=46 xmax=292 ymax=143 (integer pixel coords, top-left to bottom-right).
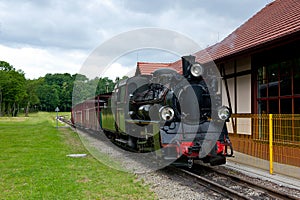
xmin=226 ymin=152 xmax=300 ymax=190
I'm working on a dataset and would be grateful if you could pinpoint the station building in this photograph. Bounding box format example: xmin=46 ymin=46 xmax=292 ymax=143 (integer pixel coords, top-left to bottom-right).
xmin=137 ymin=0 xmax=300 ymax=116
xmin=136 ymin=0 xmax=300 ymax=177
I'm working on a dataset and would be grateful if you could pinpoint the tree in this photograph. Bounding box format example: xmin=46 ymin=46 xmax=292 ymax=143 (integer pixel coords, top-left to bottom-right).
xmin=37 ymin=73 xmax=75 ymax=111
xmin=96 ymin=77 xmax=115 ymax=94
xmin=0 ymin=61 xmax=15 ymax=71
xmin=37 ymin=84 xmax=59 ymax=111
xmin=72 ymin=74 xmax=94 ymax=105
xmin=0 ymin=61 xmax=26 ymax=116
xmin=0 ymin=72 xmax=6 ymax=116
xmin=24 ymin=79 xmax=41 ymax=116
xmin=0 ymin=61 xmax=116 ymax=115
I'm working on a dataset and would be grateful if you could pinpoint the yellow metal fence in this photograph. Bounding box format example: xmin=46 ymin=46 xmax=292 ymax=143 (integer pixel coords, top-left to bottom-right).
xmin=228 ymin=114 xmax=300 ymax=176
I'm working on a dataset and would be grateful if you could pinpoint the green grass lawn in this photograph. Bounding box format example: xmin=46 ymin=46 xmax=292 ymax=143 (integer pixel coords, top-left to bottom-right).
xmin=0 ymin=112 xmax=156 ymax=200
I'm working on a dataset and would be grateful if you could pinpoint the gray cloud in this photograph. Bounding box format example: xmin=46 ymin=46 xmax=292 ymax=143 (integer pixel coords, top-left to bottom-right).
xmin=0 ymin=0 xmax=271 ymax=49
xmin=0 ymin=0 xmax=271 ymax=79
xmin=0 ymin=0 xmax=99 ymax=49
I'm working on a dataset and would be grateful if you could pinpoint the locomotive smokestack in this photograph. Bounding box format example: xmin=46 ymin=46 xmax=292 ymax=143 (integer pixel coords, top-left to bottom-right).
xmin=182 ymin=55 xmax=195 ymax=77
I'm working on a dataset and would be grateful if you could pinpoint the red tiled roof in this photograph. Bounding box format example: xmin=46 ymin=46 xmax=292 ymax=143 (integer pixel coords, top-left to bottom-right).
xmin=136 ymin=62 xmax=173 ymax=75
xmin=167 ymin=60 xmax=183 ymax=74
xmin=195 ymin=0 xmax=300 ymax=63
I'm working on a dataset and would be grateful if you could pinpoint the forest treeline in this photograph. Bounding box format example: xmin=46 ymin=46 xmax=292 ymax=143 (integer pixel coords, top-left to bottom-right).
xmin=0 ymin=61 xmax=117 ymax=116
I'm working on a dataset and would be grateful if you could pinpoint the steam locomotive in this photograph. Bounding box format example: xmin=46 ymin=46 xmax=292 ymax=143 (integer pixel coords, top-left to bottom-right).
xmin=72 ymin=55 xmax=233 ymax=168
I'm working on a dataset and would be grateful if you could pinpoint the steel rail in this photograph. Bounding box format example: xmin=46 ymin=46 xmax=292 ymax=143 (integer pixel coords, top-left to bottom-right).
xmin=180 ymin=168 xmax=251 ymax=200
xmin=180 ymin=165 xmax=298 ymax=200
xmin=203 ymin=165 xmax=299 ymax=200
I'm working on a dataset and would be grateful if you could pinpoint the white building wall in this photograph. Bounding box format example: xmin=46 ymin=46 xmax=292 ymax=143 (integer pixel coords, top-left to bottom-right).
xmin=237 ymin=75 xmax=251 ymax=113
xmin=222 ymin=56 xmax=252 ymax=134
xmin=222 ymin=78 xmax=235 ymax=111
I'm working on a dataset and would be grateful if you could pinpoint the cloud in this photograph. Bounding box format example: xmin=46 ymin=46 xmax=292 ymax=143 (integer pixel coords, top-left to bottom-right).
xmin=0 ymin=0 xmax=271 ymax=49
xmin=1 ymin=1 xmax=94 ymax=49
xmin=0 ymin=44 xmax=86 ymax=79
xmin=102 ymin=62 xmax=133 ymax=80
xmin=0 ymin=0 xmax=272 ymax=79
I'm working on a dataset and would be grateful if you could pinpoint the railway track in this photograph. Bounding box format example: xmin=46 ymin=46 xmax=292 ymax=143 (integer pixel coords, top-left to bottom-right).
xmin=60 ymin=118 xmax=300 ymax=199
xmin=58 ymin=117 xmax=73 ymax=127
xmin=178 ymin=164 xmax=299 ymax=200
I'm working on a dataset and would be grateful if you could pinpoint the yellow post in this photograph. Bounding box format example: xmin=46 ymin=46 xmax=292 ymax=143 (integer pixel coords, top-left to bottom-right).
xmin=269 ymin=114 xmax=273 ymax=175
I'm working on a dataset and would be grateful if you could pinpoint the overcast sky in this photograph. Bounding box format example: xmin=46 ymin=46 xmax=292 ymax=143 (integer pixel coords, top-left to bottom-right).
xmin=0 ymin=0 xmax=272 ymax=80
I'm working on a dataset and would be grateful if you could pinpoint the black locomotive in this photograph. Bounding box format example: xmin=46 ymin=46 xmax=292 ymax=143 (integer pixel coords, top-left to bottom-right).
xmin=96 ymin=55 xmax=233 ymax=167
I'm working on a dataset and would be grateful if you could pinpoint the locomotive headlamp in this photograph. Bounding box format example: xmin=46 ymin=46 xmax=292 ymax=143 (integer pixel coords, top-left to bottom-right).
xmin=190 ymin=63 xmax=203 ymax=77
xmin=217 ymin=106 xmax=231 ymax=121
xmin=159 ymin=106 xmax=175 ymax=121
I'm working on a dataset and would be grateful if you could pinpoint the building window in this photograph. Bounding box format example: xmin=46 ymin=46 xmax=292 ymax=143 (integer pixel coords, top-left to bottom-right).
xmin=256 ymin=57 xmax=300 ymax=114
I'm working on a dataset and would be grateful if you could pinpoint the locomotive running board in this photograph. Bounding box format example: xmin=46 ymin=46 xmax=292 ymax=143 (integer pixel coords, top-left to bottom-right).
xmin=163 ymin=156 xmax=179 ymax=160
xmin=115 ymin=138 xmax=128 ymax=144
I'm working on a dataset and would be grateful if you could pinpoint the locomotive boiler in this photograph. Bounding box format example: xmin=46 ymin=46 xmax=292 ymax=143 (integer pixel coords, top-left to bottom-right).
xmin=100 ymin=55 xmax=233 ymax=167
